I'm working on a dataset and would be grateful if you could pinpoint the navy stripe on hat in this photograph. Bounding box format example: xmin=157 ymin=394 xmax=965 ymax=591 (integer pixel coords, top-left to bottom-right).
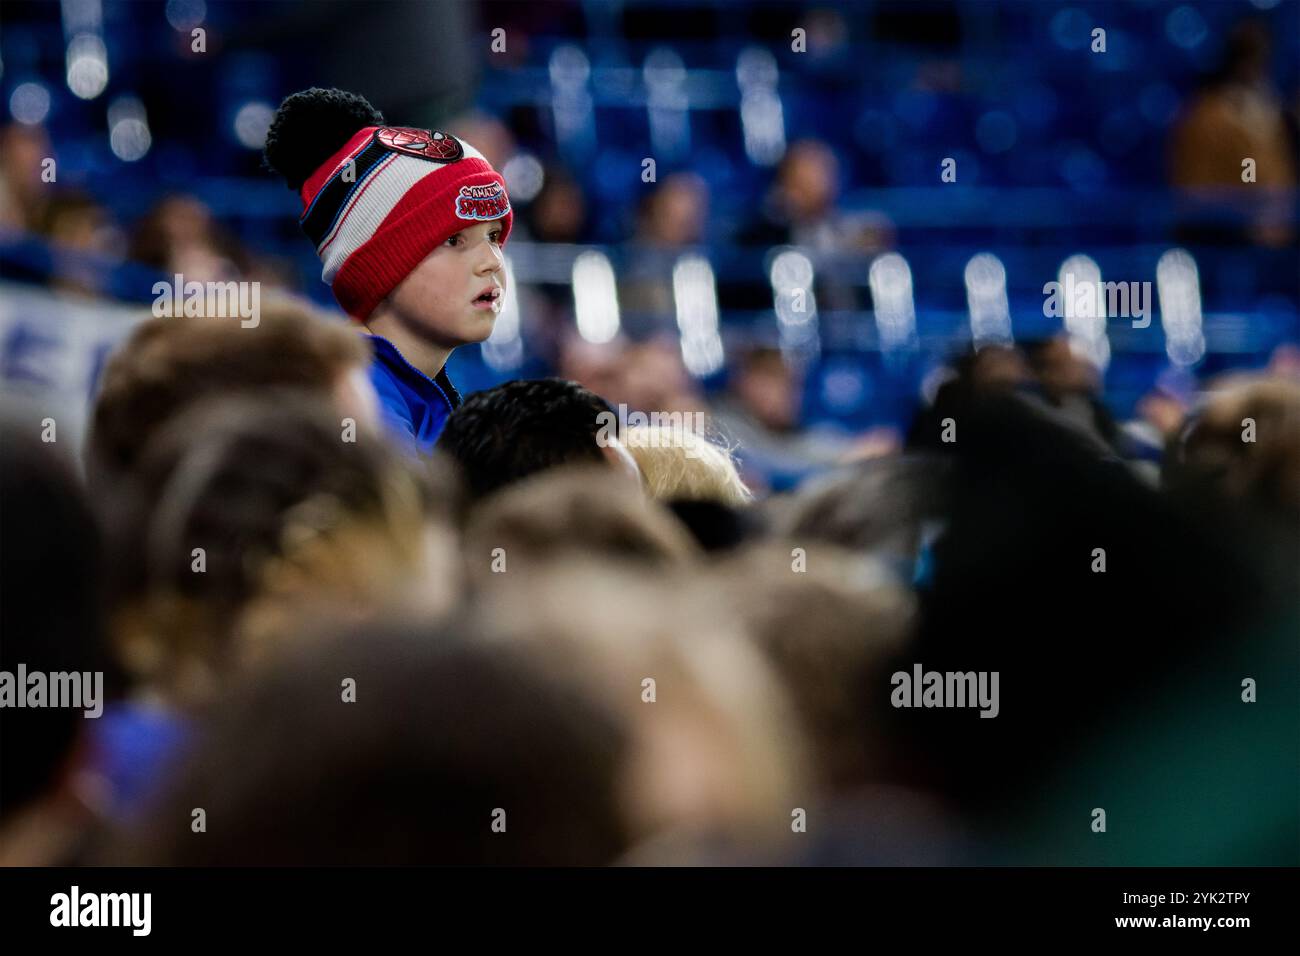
xmin=299 ymin=136 xmax=391 ymax=248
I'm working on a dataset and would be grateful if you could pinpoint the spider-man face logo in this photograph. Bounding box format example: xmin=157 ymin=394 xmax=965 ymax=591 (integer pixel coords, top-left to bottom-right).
xmin=375 ymin=127 xmax=464 ymax=163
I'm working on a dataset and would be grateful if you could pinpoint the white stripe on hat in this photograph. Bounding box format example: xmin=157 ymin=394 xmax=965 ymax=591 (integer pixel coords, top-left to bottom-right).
xmin=316 ymin=153 xmax=397 ymax=255
xmin=458 ymin=138 xmax=487 ymax=163
xmin=318 ymin=152 xmax=441 ymax=284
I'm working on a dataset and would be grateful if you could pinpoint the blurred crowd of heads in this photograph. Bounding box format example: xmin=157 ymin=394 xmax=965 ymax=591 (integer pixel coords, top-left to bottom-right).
xmin=0 ymin=11 xmax=1296 ymax=863
xmin=1 ymin=289 xmax=1296 ymax=866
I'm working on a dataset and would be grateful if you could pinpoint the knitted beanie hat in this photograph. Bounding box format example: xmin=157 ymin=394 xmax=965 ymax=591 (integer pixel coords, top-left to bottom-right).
xmin=264 ymin=88 xmax=513 ymax=321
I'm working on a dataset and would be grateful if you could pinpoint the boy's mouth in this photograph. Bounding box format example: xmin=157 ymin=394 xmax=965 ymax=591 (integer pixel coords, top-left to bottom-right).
xmin=472 ymin=285 xmax=502 ymax=307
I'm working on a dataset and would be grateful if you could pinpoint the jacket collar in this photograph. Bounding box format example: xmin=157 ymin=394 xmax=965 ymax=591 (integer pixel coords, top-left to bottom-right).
xmin=367 ymin=334 xmax=462 ymax=410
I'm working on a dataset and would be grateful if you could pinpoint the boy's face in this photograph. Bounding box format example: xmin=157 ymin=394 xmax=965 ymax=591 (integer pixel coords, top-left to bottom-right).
xmin=383 ymin=219 xmax=507 ymax=347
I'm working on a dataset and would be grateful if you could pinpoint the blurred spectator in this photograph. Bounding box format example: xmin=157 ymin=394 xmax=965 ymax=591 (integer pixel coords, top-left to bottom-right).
xmin=524 ymin=165 xmax=588 ymax=244
xmin=666 ymin=499 xmax=767 ymax=554
xmin=0 ymin=421 xmax=118 ymax=865
xmin=37 ymin=191 xmax=121 ymax=256
xmin=35 ymin=190 xmax=124 ymax=297
xmin=462 ymin=465 xmax=698 ymax=588
xmin=891 ymin=390 xmax=1297 ymax=864
xmin=709 ymin=542 xmax=913 ymax=792
xmin=0 ymin=123 xmax=52 ymax=231
xmin=87 ymin=295 xmax=376 ymax=494
xmin=734 ymin=139 xmax=894 ymax=312
xmin=620 ymin=338 xmax=707 ymax=415
xmin=637 ymin=172 xmax=709 ymax=248
xmin=106 ymin=392 xmax=452 ymax=710
xmin=768 ymin=454 xmax=949 ymax=580
xmin=1170 ymin=374 xmax=1300 ymax=523
xmin=1267 ymin=342 xmax=1300 ymax=379
xmin=555 ymin=335 xmax=629 ymax=398
xmin=509 ymin=165 xmax=591 ymax=365
xmin=98 ymin=621 xmax=632 ymax=865
xmin=619 ymin=173 xmax=710 ymax=328
xmin=440 ymin=377 xmax=640 ymax=500
xmin=128 ymin=195 xmax=252 ymax=283
xmin=478 ymin=560 xmax=808 ymax=858
xmin=743 ymin=140 xmax=841 ymax=247
xmin=1169 ymin=19 xmax=1297 ymax=246
xmin=714 ymin=345 xmax=858 ymax=490
xmin=625 ymin=425 xmax=752 ymax=507
xmin=1121 ymin=369 xmax=1198 ymax=472
xmin=447 ymin=111 xmax=517 ymax=172
xmin=909 ymin=345 xmax=1036 ymax=451
xmin=556 ymin=335 xmax=706 ymax=419
xmin=729 ymin=346 xmax=799 ymax=430
xmin=1022 ymin=336 xmax=1121 ymax=450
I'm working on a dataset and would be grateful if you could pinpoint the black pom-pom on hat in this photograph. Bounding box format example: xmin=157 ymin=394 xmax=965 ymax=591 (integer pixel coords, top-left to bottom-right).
xmin=263 ymin=87 xmax=384 ymax=192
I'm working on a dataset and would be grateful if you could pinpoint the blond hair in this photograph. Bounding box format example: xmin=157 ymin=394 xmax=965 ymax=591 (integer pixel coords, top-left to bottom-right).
xmin=624 ymin=425 xmax=752 ymax=506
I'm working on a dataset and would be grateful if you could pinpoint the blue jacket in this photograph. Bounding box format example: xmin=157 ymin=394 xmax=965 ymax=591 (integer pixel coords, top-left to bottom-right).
xmin=366 ymin=335 xmax=462 ymax=454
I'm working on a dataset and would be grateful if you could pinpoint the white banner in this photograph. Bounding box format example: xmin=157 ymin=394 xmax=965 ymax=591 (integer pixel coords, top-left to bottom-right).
xmin=0 ymin=282 xmax=147 ymax=459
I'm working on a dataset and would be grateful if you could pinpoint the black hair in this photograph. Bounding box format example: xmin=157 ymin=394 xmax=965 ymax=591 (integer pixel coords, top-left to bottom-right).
xmin=439 ymin=378 xmax=616 ymax=501
xmin=263 ymin=87 xmax=384 ymax=192
xmin=0 ymin=422 xmax=119 ymax=818
xmin=667 ymin=498 xmax=765 ymax=553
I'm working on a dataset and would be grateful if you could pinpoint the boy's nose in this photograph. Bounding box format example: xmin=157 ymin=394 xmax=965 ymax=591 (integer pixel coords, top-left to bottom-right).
xmin=475 ymin=243 xmax=504 ymax=275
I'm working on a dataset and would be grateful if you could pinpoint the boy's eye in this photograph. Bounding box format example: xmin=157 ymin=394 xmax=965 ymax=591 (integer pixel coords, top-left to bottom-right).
xmin=489 ymin=230 xmax=503 ymax=244
xmin=445 ymin=234 xmax=463 ymax=247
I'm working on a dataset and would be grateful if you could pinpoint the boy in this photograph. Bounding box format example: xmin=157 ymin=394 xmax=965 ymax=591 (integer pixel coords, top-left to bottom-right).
xmin=264 ymin=87 xmax=513 ymax=453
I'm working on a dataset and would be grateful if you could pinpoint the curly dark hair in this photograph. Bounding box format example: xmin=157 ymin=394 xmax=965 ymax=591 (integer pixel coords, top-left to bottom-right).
xmin=439 ymin=378 xmax=616 ymax=501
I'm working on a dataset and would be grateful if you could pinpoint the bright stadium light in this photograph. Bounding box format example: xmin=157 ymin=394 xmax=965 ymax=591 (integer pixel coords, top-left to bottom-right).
xmin=108 ymin=95 xmax=151 ymax=162
xmin=233 ymin=102 xmax=274 ymax=149
xmin=964 ymin=252 xmax=1012 ymax=347
xmin=868 ymin=252 xmax=917 ymax=350
xmin=1058 ymin=253 xmax=1111 ymax=371
xmin=644 ymin=47 xmax=690 ymax=159
xmin=60 ymin=0 xmax=103 ymax=36
xmin=66 ymin=33 xmax=108 ymax=100
xmin=673 ymin=254 xmax=724 ymax=377
xmin=548 ymin=45 xmax=593 ymax=153
xmin=737 ymin=47 xmax=785 ymax=166
xmin=770 ymin=248 xmax=820 ymax=357
xmin=165 ymin=0 xmax=206 ymax=31
xmin=572 ymin=250 xmax=620 ymax=345
xmin=549 ymin=43 xmax=590 ymax=88
xmin=1156 ymin=248 xmax=1205 ymax=367
xmin=502 ymin=152 xmax=545 ymax=203
xmin=770 ymin=249 xmax=816 ymax=324
xmin=10 ymin=82 xmax=52 ymax=125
